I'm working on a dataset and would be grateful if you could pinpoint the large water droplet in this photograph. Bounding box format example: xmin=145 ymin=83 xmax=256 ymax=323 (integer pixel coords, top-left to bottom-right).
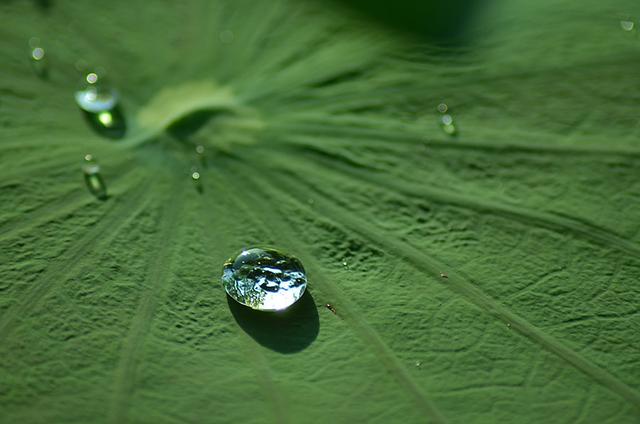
xmin=222 ymin=248 xmax=308 ymax=311
xmin=75 ymin=72 xmax=126 ymax=138
xmin=82 ymin=154 xmax=107 ymax=200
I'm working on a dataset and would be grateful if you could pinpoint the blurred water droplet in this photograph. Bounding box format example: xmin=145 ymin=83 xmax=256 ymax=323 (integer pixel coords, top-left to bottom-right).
xmin=440 ymin=114 xmax=457 ymax=136
xmin=620 ymin=20 xmax=635 ymax=32
xmin=75 ymin=72 xmax=126 ymax=138
xmin=342 ymin=261 xmax=348 ymax=268
xmin=222 ymin=248 xmax=307 ymax=311
xmin=506 ymin=323 xmax=512 ymax=329
xmin=195 ymin=144 xmax=205 ymax=155
xmin=191 ymin=171 xmax=201 ymax=181
xmin=82 ymin=155 xmax=107 ymax=200
xmin=415 ymin=361 xmax=422 ymax=368
xmin=437 ymin=103 xmax=448 ymax=113
xmin=219 ymin=30 xmax=235 ymax=44
xmin=28 ymin=38 xmax=47 ymax=78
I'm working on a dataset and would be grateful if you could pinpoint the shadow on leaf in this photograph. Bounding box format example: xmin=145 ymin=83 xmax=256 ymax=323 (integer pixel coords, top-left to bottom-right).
xmin=227 ymin=290 xmax=319 ymax=354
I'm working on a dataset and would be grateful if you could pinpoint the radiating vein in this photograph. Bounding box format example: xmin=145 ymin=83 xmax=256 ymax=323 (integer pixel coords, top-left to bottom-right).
xmin=219 ymin=160 xmax=448 ymax=424
xmin=258 ymin=160 xmax=640 ymax=409
xmin=292 ymin=147 xmax=640 ymax=258
xmin=109 ymin=177 xmax=185 ymax=424
xmin=0 ymin=171 xmax=150 ymax=342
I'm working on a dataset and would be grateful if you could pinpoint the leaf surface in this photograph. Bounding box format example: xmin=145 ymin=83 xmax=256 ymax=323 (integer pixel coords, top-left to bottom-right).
xmin=1 ymin=1 xmax=640 ymax=423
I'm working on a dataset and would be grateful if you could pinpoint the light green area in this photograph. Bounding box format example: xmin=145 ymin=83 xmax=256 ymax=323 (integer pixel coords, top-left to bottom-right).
xmin=1 ymin=0 xmax=639 ymax=423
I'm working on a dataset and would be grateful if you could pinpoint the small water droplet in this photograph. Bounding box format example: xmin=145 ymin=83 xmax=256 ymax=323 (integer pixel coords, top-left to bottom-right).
xmin=440 ymin=114 xmax=457 ymax=136
xmin=191 ymin=171 xmax=201 ymax=181
xmin=86 ymin=72 xmax=99 ymax=84
xmin=506 ymin=323 xmax=512 ymax=329
xmin=437 ymin=103 xmax=448 ymax=114
xmin=75 ymin=72 xmax=126 ymax=138
xmin=440 ymin=272 xmax=448 ymax=279
xmin=219 ymin=30 xmax=235 ymax=44
xmin=222 ymin=247 xmax=307 ymax=311
xmin=415 ymin=361 xmax=422 ymax=368
xmin=195 ymin=144 xmax=205 ymax=155
xmin=28 ymin=38 xmax=47 ymax=78
xmin=82 ymin=155 xmax=107 ymax=200
xmin=620 ymin=20 xmax=635 ymax=32
xmin=326 ymin=303 xmax=337 ymax=314
xmin=342 ymin=261 xmax=348 ymax=268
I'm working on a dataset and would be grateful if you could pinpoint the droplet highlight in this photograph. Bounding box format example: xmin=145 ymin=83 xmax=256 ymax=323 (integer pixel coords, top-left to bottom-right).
xmin=82 ymin=154 xmax=108 ymax=200
xmin=222 ymin=247 xmax=308 ymax=311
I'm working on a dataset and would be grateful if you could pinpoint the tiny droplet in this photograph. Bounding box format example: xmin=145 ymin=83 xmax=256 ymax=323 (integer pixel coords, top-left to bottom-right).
xmin=191 ymin=171 xmax=201 ymax=181
xmin=440 ymin=114 xmax=457 ymax=136
xmin=28 ymin=38 xmax=47 ymax=77
xmin=437 ymin=103 xmax=448 ymax=113
xmin=82 ymin=155 xmax=107 ymax=200
xmin=196 ymin=144 xmax=205 ymax=155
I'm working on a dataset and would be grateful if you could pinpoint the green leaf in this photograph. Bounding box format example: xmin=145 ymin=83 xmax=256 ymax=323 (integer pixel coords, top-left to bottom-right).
xmin=1 ymin=0 xmax=640 ymax=423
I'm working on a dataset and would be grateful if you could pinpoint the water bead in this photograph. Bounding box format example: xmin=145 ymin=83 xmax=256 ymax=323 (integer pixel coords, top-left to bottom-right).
xmin=82 ymin=155 xmax=107 ymax=200
xmin=222 ymin=248 xmax=308 ymax=311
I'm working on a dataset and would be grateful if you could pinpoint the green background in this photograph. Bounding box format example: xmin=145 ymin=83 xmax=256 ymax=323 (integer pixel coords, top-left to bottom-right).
xmin=1 ymin=0 xmax=639 ymax=423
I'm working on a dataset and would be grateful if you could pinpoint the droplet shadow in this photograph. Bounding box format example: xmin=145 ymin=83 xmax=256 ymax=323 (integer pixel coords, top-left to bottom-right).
xmin=227 ymin=290 xmax=319 ymax=354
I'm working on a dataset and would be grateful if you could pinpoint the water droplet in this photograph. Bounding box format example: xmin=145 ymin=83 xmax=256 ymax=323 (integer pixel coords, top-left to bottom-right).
xmin=219 ymin=30 xmax=235 ymax=44
xmin=195 ymin=144 xmax=205 ymax=155
xmin=506 ymin=323 xmax=512 ymax=329
xmin=191 ymin=171 xmax=200 ymax=181
xmin=620 ymin=20 xmax=635 ymax=32
xmin=437 ymin=103 xmax=448 ymax=114
xmin=415 ymin=361 xmax=422 ymax=368
xmin=28 ymin=38 xmax=47 ymax=78
xmin=75 ymin=72 xmax=126 ymax=138
xmin=82 ymin=155 xmax=107 ymax=200
xmin=440 ymin=114 xmax=457 ymax=136
xmin=222 ymin=248 xmax=308 ymax=311
xmin=342 ymin=261 xmax=348 ymax=268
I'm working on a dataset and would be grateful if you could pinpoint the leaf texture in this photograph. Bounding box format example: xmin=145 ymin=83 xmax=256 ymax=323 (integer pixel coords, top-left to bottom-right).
xmin=1 ymin=0 xmax=639 ymax=423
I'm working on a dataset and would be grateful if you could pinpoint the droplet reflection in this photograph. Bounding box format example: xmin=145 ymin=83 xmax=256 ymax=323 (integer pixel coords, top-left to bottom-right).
xmin=222 ymin=247 xmax=308 ymax=311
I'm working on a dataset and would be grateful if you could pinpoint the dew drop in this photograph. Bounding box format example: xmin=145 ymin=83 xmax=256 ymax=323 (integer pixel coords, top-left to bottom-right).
xmin=28 ymin=38 xmax=47 ymax=77
xmin=222 ymin=247 xmax=308 ymax=311
xmin=191 ymin=171 xmax=201 ymax=181
xmin=195 ymin=144 xmax=205 ymax=155
xmin=440 ymin=114 xmax=457 ymax=136
xmin=415 ymin=361 xmax=422 ymax=368
xmin=620 ymin=20 xmax=635 ymax=32
xmin=82 ymin=154 xmax=107 ymax=200
xmin=75 ymin=72 xmax=126 ymax=138
xmin=437 ymin=103 xmax=448 ymax=114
